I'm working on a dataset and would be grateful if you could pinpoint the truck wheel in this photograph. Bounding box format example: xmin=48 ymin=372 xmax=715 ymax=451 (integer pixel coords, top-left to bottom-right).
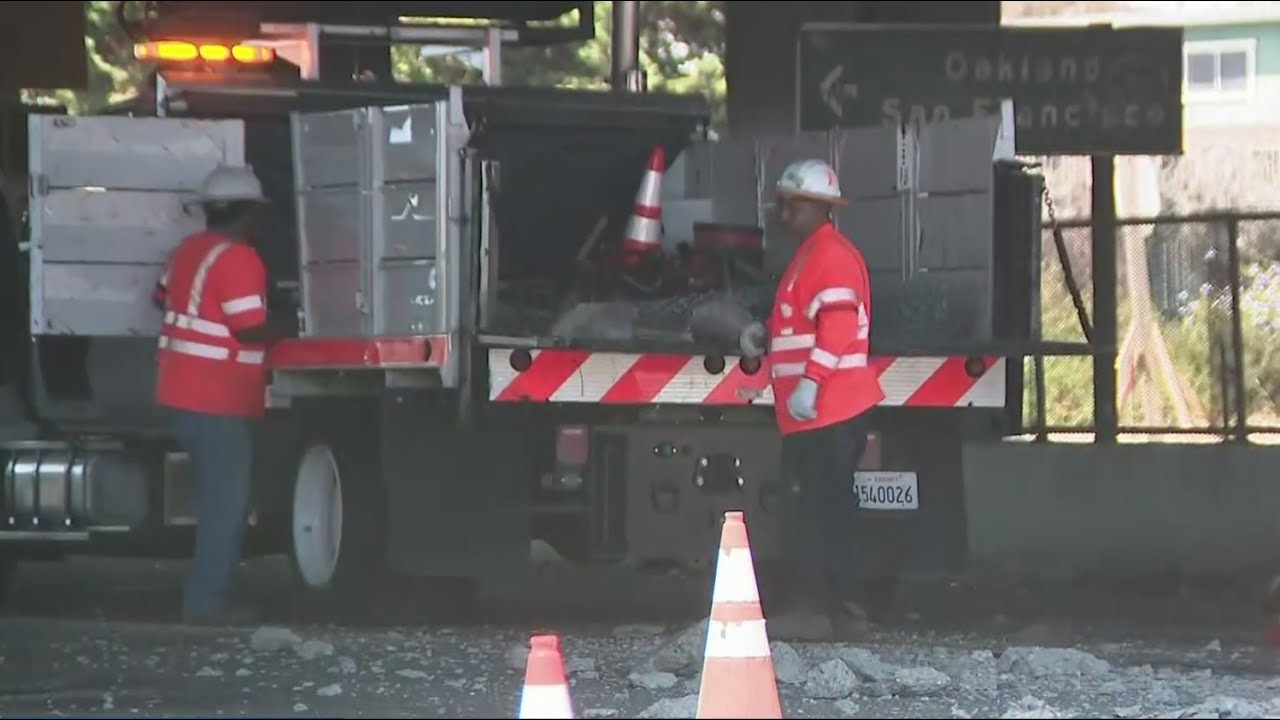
xmin=289 ymin=440 xmax=386 ymax=599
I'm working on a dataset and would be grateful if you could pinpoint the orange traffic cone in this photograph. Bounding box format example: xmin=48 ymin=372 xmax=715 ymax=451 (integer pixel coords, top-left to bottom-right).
xmin=518 ymin=634 xmax=574 ymax=719
xmin=1265 ymin=576 xmax=1280 ymax=646
xmin=1265 ymin=621 xmax=1280 ymax=646
xmin=696 ymin=511 xmax=782 ymax=719
xmin=622 ymin=145 xmax=666 ymax=256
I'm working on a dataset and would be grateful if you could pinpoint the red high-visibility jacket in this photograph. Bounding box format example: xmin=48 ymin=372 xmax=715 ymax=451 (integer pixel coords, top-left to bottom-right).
xmin=154 ymin=230 xmax=269 ymax=419
xmin=768 ymin=222 xmax=885 ymax=435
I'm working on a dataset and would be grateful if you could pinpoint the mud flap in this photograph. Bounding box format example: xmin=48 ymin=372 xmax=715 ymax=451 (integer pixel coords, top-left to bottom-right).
xmin=382 ymin=390 xmax=531 ymax=582
xmin=846 ymin=415 xmax=974 ymax=577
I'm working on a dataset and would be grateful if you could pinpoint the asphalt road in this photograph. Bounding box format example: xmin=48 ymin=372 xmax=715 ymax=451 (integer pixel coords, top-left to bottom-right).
xmin=2 ymin=556 xmax=1280 ymax=719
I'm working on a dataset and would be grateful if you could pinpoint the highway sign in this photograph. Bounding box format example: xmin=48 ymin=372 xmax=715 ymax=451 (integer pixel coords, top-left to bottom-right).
xmin=798 ymin=24 xmax=1184 ymax=156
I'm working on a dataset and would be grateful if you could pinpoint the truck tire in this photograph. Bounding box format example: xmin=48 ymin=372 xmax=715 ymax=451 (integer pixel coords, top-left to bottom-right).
xmin=288 ymin=437 xmax=387 ymax=603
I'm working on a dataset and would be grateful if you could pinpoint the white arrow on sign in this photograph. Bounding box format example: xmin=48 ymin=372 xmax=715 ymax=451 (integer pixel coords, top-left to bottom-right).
xmin=819 ymin=65 xmax=860 ymax=119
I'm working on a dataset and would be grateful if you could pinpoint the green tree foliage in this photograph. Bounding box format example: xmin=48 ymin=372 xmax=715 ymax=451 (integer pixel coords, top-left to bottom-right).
xmin=41 ymin=1 xmax=726 ymax=127
xmin=1024 ymin=227 xmax=1280 ymax=432
xmin=24 ymin=1 xmax=147 ymax=113
xmin=395 ymin=2 xmax=726 ymax=128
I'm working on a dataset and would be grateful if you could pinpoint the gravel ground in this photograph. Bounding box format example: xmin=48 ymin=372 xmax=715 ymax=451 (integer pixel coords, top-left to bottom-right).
xmin=2 ymin=557 xmax=1280 ymax=719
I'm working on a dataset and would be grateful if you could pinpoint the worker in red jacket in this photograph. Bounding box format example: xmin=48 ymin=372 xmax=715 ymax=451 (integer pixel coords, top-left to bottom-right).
xmin=152 ymin=165 xmax=291 ymax=625
xmin=740 ymin=158 xmax=886 ymax=641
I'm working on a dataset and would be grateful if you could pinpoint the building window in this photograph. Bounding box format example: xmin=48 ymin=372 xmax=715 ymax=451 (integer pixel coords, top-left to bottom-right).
xmin=1184 ymin=39 xmax=1256 ymax=100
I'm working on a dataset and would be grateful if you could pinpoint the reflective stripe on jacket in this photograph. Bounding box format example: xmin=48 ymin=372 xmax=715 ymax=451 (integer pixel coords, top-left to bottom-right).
xmin=768 ymin=222 xmax=885 ymax=435
xmin=155 ymin=230 xmax=270 ymax=419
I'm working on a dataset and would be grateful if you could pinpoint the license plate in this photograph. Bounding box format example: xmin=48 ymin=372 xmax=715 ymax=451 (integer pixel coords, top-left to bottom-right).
xmin=852 ymin=471 xmax=919 ymax=511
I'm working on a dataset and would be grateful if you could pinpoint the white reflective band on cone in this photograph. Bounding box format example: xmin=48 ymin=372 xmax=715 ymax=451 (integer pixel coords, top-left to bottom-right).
xmin=635 ymin=173 xmax=662 ymax=209
xmin=237 ymin=350 xmax=265 ymax=364
xmin=624 ymin=215 xmax=662 ymax=245
xmin=703 ymin=618 xmax=771 ymax=659
xmin=710 ymin=548 xmax=761 ymax=604
xmin=517 ymin=684 xmax=574 ymax=720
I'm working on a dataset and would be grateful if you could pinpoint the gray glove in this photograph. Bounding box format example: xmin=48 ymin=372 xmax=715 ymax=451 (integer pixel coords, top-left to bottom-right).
xmin=787 ymin=377 xmax=819 ymax=421
xmin=738 ymin=321 xmax=767 ymax=359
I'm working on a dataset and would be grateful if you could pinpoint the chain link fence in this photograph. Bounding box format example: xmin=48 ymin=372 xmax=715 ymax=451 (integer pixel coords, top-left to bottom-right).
xmin=1025 ymin=211 xmax=1280 ymax=437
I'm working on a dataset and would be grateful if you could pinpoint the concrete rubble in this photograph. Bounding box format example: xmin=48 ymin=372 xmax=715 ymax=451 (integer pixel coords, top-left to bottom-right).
xmin=1001 ymin=696 xmax=1065 ymax=718
xmin=999 ymin=647 xmax=1112 ymax=678
xmin=770 ymin=641 xmax=807 ymax=685
xmin=838 ymin=646 xmax=897 ymax=683
xmin=638 ymin=618 xmax=707 ymax=677
xmin=629 ymin=671 xmax=679 ymax=690
xmin=247 ymin=627 xmax=302 ymax=653
xmin=802 ymin=658 xmax=860 ymax=700
xmin=638 ymin=693 xmax=699 ymax=719
xmin=892 ymin=666 xmax=952 ymax=697
xmin=5 ymin=590 xmax=1280 ymax=719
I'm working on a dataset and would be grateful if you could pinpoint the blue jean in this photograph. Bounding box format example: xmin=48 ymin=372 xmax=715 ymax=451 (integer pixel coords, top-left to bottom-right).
xmin=169 ymin=409 xmax=253 ymax=620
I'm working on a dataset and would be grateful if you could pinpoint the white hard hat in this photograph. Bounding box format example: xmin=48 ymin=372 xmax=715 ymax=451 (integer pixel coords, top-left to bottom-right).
xmin=197 ymin=164 xmax=267 ymax=204
xmin=776 ymin=159 xmax=846 ymax=206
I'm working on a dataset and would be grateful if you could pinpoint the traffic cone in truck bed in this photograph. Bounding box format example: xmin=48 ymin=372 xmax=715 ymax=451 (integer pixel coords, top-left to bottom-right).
xmin=518 ymin=634 xmax=575 ymax=719
xmin=696 ymin=511 xmax=782 ymax=719
xmin=622 ymin=145 xmax=666 ymax=256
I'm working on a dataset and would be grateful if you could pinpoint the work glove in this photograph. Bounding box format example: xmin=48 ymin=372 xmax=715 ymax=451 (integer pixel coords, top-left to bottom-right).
xmin=787 ymin=377 xmax=820 ymax=422
xmin=738 ymin=321 xmax=767 ymax=359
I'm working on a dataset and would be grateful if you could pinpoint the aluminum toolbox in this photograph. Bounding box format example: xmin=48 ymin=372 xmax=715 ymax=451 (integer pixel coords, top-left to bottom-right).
xmin=292 ymin=103 xmax=449 ymax=338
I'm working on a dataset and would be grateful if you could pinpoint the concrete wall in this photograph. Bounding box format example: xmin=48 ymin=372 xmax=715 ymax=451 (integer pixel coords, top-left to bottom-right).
xmin=1184 ymin=22 xmax=1280 ymax=132
xmin=963 ymin=441 xmax=1280 ymax=578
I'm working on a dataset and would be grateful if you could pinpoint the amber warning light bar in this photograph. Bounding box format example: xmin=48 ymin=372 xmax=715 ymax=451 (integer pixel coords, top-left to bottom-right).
xmin=134 ymin=40 xmax=275 ymax=64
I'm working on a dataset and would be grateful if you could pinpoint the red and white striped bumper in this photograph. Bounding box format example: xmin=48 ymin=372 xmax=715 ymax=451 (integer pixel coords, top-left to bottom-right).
xmin=488 ymin=349 xmax=1007 ymax=408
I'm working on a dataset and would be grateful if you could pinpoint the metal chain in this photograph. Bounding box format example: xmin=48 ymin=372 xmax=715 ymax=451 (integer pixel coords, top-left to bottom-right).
xmin=1039 ymin=165 xmax=1095 ymax=345
xmin=1043 ymin=182 xmax=1060 ymax=232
